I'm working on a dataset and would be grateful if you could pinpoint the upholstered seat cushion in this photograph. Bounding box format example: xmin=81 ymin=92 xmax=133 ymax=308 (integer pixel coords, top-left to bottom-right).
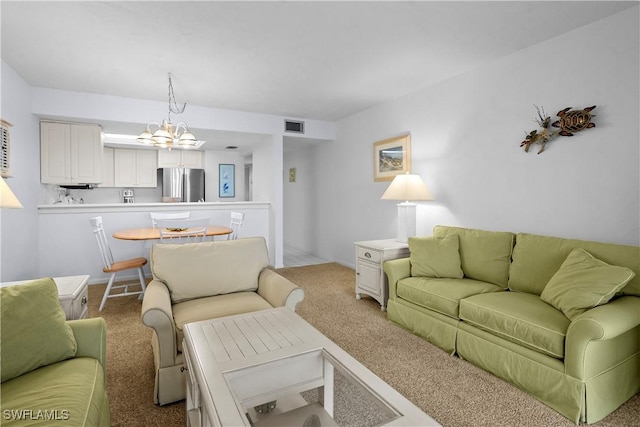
xmin=459 ymin=291 xmax=570 ymax=359
xmin=0 ymin=357 xmax=109 ymax=426
xmin=173 ymin=292 xmax=273 ymax=352
xmin=397 ymin=277 xmax=504 ymax=318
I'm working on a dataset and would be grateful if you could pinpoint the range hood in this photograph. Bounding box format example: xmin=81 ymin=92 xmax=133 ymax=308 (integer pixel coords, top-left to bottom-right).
xmin=59 ymin=184 xmax=97 ymax=189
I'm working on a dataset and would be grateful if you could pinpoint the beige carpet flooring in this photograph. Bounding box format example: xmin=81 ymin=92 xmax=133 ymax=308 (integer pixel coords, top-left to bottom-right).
xmin=89 ymin=263 xmax=639 ymax=426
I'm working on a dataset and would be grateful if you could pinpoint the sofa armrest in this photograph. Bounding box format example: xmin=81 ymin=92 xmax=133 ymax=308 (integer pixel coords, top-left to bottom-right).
xmin=141 ymin=280 xmax=177 ymax=368
xmin=257 ymin=269 xmax=305 ymax=311
xmin=384 ymin=258 xmax=411 ymax=301
xmin=68 ymin=317 xmax=107 ymax=375
xmin=565 ymin=296 xmax=640 ymax=379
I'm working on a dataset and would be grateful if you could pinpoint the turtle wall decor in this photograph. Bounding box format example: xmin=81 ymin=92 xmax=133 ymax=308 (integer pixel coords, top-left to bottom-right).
xmin=552 ymin=105 xmax=596 ymax=136
xmin=520 ymin=105 xmax=596 ymax=154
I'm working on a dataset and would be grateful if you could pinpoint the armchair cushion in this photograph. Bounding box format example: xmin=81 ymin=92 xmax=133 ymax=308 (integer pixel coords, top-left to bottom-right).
xmin=540 ymin=248 xmax=635 ymax=321
xmin=172 ymin=292 xmax=272 ymax=352
xmin=150 ymin=237 xmax=270 ymax=303
xmin=409 ymin=235 xmax=463 ymax=279
xmin=0 ymin=278 xmax=77 ymax=383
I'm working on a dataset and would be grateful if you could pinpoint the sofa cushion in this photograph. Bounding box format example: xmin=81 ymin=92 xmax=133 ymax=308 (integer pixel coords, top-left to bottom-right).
xmin=0 ymin=357 xmax=109 ymax=426
xmin=151 ymin=237 xmax=270 ymax=303
xmin=173 ymin=292 xmax=273 ymax=352
xmin=0 ymin=278 xmax=77 ymax=383
xmin=509 ymin=233 xmax=640 ymax=297
xmin=540 ymin=248 xmax=635 ymax=321
xmin=433 ymin=226 xmax=514 ymax=288
xmin=397 ymin=277 xmax=504 ymax=319
xmin=459 ymin=292 xmax=570 ymax=359
xmin=409 ymin=235 xmax=463 ymax=279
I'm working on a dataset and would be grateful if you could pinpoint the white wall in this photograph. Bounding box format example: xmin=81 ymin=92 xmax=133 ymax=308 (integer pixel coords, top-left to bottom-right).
xmin=0 ymin=61 xmax=41 ymax=281
xmin=204 ymin=150 xmax=245 ymax=201
xmin=283 ymin=142 xmax=318 ymax=253
xmin=253 ymin=135 xmax=284 ymax=266
xmin=311 ymin=8 xmax=639 ymax=268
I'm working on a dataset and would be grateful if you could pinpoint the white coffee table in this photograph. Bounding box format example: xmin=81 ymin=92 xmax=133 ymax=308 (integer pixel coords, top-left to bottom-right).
xmin=183 ymin=307 xmax=440 ymax=427
xmin=1 ymin=275 xmax=89 ymax=320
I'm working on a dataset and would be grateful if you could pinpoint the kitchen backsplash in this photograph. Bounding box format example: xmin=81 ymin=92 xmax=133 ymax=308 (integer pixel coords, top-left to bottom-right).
xmin=40 ymin=184 xmax=163 ymax=205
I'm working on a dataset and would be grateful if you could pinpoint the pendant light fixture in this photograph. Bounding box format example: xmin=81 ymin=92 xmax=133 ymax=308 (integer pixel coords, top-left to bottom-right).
xmin=137 ymin=73 xmax=198 ymax=149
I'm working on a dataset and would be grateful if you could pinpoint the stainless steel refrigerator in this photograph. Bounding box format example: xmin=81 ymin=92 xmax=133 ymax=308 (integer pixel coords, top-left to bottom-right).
xmin=160 ymin=168 xmax=205 ymax=202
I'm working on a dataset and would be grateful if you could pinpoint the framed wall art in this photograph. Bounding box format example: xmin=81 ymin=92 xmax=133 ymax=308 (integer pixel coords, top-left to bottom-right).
xmin=219 ymin=164 xmax=235 ymax=198
xmin=373 ymin=134 xmax=411 ymax=182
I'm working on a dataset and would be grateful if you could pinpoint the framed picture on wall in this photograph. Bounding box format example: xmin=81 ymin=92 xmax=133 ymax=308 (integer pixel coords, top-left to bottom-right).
xmin=373 ymin=134 xmax=411 ymax=181
xmin=219 ymin=164 xmax=235 ymax=198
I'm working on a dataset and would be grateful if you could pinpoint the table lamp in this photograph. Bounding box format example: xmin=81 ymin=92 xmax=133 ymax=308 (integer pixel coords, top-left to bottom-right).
xmin=381 ymin=172 xmax=433 ymax=242
xmin=0 ymin=177 xmax=23 ymax=209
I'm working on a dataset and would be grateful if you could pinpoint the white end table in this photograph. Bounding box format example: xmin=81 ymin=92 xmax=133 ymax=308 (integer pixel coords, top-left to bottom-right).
xmin=354 ymin=239 xmax=409 ymax=311
xmin=1 ymin=275 xmax=90 ymax=320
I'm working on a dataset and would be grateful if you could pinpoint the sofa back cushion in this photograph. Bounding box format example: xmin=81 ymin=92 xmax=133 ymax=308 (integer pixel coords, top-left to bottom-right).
xmin=433 ymin=226 xmax=515 ymax=288
xmin=1 ymin=278 xmax=77 ymax=383
xmin=409 ymin=235 xmax=464 ymax=279
xmin=151 ymin=237 xmax=270 ymax=303
xmin=509 ymin=233 xmax=640 ymax=296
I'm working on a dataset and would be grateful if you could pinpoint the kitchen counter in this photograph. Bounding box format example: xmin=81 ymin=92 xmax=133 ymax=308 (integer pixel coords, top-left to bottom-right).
xmin=38 ymin=201 xmax=269 ymax=214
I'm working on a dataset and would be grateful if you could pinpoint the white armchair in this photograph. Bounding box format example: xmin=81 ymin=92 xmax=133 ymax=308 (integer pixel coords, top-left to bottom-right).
xmin=140 ymin=237 xmax=304 ymax=405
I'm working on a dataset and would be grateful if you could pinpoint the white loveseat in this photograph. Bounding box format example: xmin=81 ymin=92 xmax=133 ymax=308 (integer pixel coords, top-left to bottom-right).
xmin=141 ymin=237 xmax=304 ymax=405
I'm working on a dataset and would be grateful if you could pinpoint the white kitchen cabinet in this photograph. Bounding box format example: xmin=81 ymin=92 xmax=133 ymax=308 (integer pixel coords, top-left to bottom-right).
xmin=157 ymin=149 xmax=203 ymax=169
xmin=40 ymin=121 xmax=102 ymax=184
xmin=354 ymin=239 xmax=409 ymax=311
xmin=101 ymin=147 xmax=114 ymax=187
xmin=114 ymin=148 xmax=157 ymax=187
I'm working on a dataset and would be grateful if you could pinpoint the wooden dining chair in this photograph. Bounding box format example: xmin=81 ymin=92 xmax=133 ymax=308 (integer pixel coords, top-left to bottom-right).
xmin=228 ymin=212 xmax=244 ymax=240
xmin=89 ymin=216 xmax=148 ymax=311
xmin=149 ymin=211 xmax=191 ymax=228
xmin=156 ymin=217 xmax=210 ymax=243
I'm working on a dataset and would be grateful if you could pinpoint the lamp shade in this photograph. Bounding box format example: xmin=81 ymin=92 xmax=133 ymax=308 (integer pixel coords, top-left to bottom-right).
xmin=137 ymin=128 xmax=154 ymax=144
xmin=381 ymin=173 xmax=434 ymax=202
xmin=0 ymin=177 xmax=23 ymax=208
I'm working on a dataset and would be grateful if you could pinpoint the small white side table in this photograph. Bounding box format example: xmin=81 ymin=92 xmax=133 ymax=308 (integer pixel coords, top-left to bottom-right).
xmin=1 ymin=275 xmax=90 ymax=320
xmin=354 ymin=239 xmax=409 ymax=311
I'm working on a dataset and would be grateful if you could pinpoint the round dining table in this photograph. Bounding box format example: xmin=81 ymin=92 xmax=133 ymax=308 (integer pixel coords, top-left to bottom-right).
xmin=113 ymin=225 xmax=233 ymax=240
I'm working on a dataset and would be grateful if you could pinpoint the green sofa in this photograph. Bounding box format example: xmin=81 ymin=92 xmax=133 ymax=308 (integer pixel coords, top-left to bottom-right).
xmin=384 ymin=225 xmax=640 ymax=424
xmin=0 ymin=278 xmax=110 ymax=426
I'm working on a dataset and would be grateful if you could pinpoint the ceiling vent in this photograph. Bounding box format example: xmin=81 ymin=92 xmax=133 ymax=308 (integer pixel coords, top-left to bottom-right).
xmin=284 ymin=120 xmax=305 ymax=134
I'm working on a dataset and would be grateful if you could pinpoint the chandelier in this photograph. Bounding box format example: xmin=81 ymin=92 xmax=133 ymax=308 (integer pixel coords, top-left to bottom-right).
xmin=137 ymin=73 xmax=197 ymax=149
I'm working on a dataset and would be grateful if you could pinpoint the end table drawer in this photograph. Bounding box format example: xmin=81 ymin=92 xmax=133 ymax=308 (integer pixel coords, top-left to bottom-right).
xmin=71 ymin=285 xmax=89 ymax=320
xmin=357 ymin=247 xmax=380 ymax=263
xmin=58 ymin=282 xmax=89 ymax=320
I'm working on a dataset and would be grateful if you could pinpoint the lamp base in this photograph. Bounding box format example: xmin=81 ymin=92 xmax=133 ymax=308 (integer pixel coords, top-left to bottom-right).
xmin=396 ymin=202 xmax=417 ymax=243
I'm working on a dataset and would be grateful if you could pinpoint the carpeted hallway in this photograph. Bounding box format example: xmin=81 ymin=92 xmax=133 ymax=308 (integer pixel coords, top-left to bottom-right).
xmin=89 ymin=263 xmax=639 ymax=426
